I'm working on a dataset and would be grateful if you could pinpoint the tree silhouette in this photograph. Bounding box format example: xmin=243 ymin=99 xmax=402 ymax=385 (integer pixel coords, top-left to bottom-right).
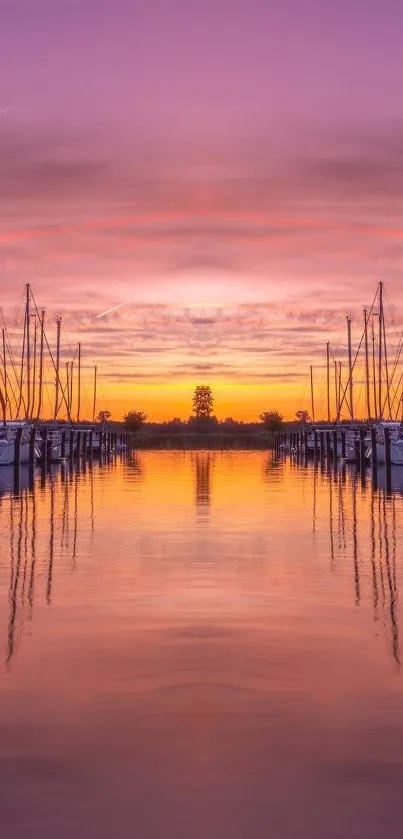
xmin=96 ymin=410 xmax=111 ymax=423
xmin=192 ymin=385 xmax=214 ymax=419
xmin=124 ymin=410 xmax=147 ymax=431
xmin=296 ymin=410 xmax=311 ymax=424
xmin=260 ymin=410 xmax=284 ymax=431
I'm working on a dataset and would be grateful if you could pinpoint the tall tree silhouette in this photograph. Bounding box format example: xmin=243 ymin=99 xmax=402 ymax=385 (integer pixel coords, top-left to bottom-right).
xmin=192 ymin=385 xmax=214 ymax=419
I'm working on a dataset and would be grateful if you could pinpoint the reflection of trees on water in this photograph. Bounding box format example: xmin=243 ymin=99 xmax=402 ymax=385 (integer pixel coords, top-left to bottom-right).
xmin=193 ymin=453 xmax=212 ymax=509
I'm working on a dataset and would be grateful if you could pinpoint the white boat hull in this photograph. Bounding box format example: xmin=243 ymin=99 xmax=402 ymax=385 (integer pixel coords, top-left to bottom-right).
xmin=0 ymin=440 xmax=31 ymax=466
xmin=370 ymin=441 xmax=403 ymax=466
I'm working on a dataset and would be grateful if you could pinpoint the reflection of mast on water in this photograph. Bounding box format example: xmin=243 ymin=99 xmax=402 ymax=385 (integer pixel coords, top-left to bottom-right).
xmin=195 ymin=453 xmax=212 ymax=509
xmin=28 ymin=487 xmax=37 ymax=612
xmin=61 ymin=463 xmax=70 ymax=549
xmin=382 ymin=494 xmax=400 ymax=666
xmin=370 ymin=492 xmax=379 ymax=619
xmin=7 ymin=495 xmax=25 ymax=665
xmin=72 ymin=465 xmax=79 ymax=565
xmin=312 ymin=462 xmax=317 ymax=536
xmin=329 ymin=470 xmax=335 ymax=569
xmin=377 ymin=493 xmax=386 ymax=608
xmin=351 ymin=475 xmax=360 ymax=606
xmin=46 ymin=473 xmax=55 ymax=604
xmin=338 ymin=466 xmax=347 ymax=550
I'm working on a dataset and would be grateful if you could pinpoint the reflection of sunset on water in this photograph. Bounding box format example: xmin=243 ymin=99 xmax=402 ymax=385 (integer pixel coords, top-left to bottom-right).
xmin=0 ymin=452 xmax=403 ymax=838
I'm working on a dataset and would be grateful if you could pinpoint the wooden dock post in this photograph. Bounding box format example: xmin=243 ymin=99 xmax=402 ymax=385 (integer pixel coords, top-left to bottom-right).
xmin=13 ymin=426 xmax=23 ymax=493
xmin=29 ymin=426 xmax=37 ymax=468
xmin=313 ymin=429 xmax=318 ymax=459
xmin=320 ymin=431 xmax=325 ymax=462
xmin=359 ymin=428 xmax=366 ymax=475
xmin=384 ymin=426 xmax=392 ymax=494
xmin=326 ymin=431 xmax=331 ymax=461
xmin=332 ymin=429 xmax=338 ymax=460
xmin=370 ymin=426 xmax=377 ymax=489
xmin=341 ymin=429 xmax=346 ymax=459
xmin=75 ymin=430 xmax=81 ymax=459
xmin=41 ymin=427 xmax=48 ymax=472
xmin=69 ymin=429 xmax=74 ymax=463
xmin=89 ymin=429 xmax=93 ymax=460
xmin=46 ymin=434 xmax=53 ymax=466
xmin=61 ymin=429 xmax=66 ymax=459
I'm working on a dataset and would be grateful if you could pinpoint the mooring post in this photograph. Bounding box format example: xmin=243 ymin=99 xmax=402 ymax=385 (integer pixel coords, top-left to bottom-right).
xmin=41 ymin=427 xmax=48 ymax=472
xmin=69 ymin=429 xmax=74 ymax=463
xmin=29 ymin=425 xmax=37 ymax=468
xmin=332 ymin=429 xmax=338 ymax=460
xmin=384 ymin=426 xmax=392 ymax=495
xmin=61 ymin=429 xmax=66 ymax=459
xmin=341 ymin=429 xmax=346 ymax=459
xmin=75 ymin=431 xmax=81 ymax=459
xmin=326 ymin=431 xmax=331 ymax=461
xmin=319 ymin=430 xmax=325 ymax=462
xmin=370 ymin=426 xmax=377 ymax=489
xmin=359 ymin=428 xmax=366 ymax=475
xmin=313 ymin=429 xmax=318 ymax=460
xmin=354 ymin=436 xmax=360 ymax=465
xmin=13 ymin=426 xmax=23 ymax=492
xmin=89 ymin=429 xmax=93 ymax=460
xmin=46 ymin=434 xmax=53 ymax=466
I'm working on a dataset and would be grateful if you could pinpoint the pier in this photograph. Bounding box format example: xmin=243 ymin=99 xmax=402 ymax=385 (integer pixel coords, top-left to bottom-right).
xmin=274 ymin=422 xmax=399 ymax=495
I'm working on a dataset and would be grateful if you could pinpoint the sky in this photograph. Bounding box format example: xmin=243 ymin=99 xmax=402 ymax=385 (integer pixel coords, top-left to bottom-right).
xmin=1 ymin=0 xmax=403 ymax=420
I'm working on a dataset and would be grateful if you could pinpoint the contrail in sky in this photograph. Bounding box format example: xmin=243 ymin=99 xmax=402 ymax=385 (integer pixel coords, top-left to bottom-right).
xmin=97 ymin=298 xmax=135 ymax=318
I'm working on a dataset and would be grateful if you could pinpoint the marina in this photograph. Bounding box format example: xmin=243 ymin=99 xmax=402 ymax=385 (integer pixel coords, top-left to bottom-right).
xmin=1 ymin=450 xmax=402 ymax=839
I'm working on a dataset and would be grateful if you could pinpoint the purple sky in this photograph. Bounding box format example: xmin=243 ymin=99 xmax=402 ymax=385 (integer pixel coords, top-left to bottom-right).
xmin=1 ymin=0 xmax=403 ymax=417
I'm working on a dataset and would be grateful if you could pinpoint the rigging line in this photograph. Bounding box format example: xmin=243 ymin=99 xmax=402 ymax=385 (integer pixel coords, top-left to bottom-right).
xmin=336 ymin=285 xmax=378 ymax=422
xmin=29 ymin=289 xmax=72 ymax=422
xmin=0 ymin=302 xmax=26 ymax=398
xmin=381 ymin=329 xmax=403 ymax=418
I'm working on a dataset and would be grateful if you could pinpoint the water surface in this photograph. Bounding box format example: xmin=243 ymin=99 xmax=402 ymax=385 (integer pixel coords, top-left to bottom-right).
xmin=1 ymin=452 xmax=403 ymax=838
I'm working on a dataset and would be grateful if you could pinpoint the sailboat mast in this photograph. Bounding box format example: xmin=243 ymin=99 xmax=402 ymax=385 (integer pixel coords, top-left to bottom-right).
xmin=334 ymin=359 xmax=339 ymax=418
xmin=30 ymin=316 xmax=37 ymax=419
xmin=326 ymin=342 xmax=331 ymax=422
xmin=382 ymin=305 xmax=392 ymax=418
xmin=54 ymin=317 xmax=61 ymax=420
xmin=371 ymin=317 xmax=378 ymax=420
xmin=36 ymin=309 xmax=45 ymax=421
xmin=347 ymin=316 xmax=354 ymax=419
xmin=378 ymin=281 xmax=383 ymax=418
xmin=310 ymin=365 xmax=315 ymax=423
xmin=26 ymin=283 xmax=31 ymax=419
xmin=77 ymin=342 xmax=81 ymax=423
xmin=69 ymin=361 xmax=74 ymax=419
xmin=363 ymin=308 xmax=371 ymax=420
xmin=2 ymin=328 xmax=7 ymax=418
xmin=92 ymin=364 xmax=97 ymax=423
xmin=66 ymin=362 xmax=70 ymax=421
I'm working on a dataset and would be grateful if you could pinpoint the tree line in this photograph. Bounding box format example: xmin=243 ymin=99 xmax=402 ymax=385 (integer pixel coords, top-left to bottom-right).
xmin=96 ymin=386 xmax=311 ymax=432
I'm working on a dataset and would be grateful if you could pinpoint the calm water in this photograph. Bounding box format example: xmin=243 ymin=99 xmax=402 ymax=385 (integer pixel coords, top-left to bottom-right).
xmin=1 ymin=451 xmax=403 ymax=839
